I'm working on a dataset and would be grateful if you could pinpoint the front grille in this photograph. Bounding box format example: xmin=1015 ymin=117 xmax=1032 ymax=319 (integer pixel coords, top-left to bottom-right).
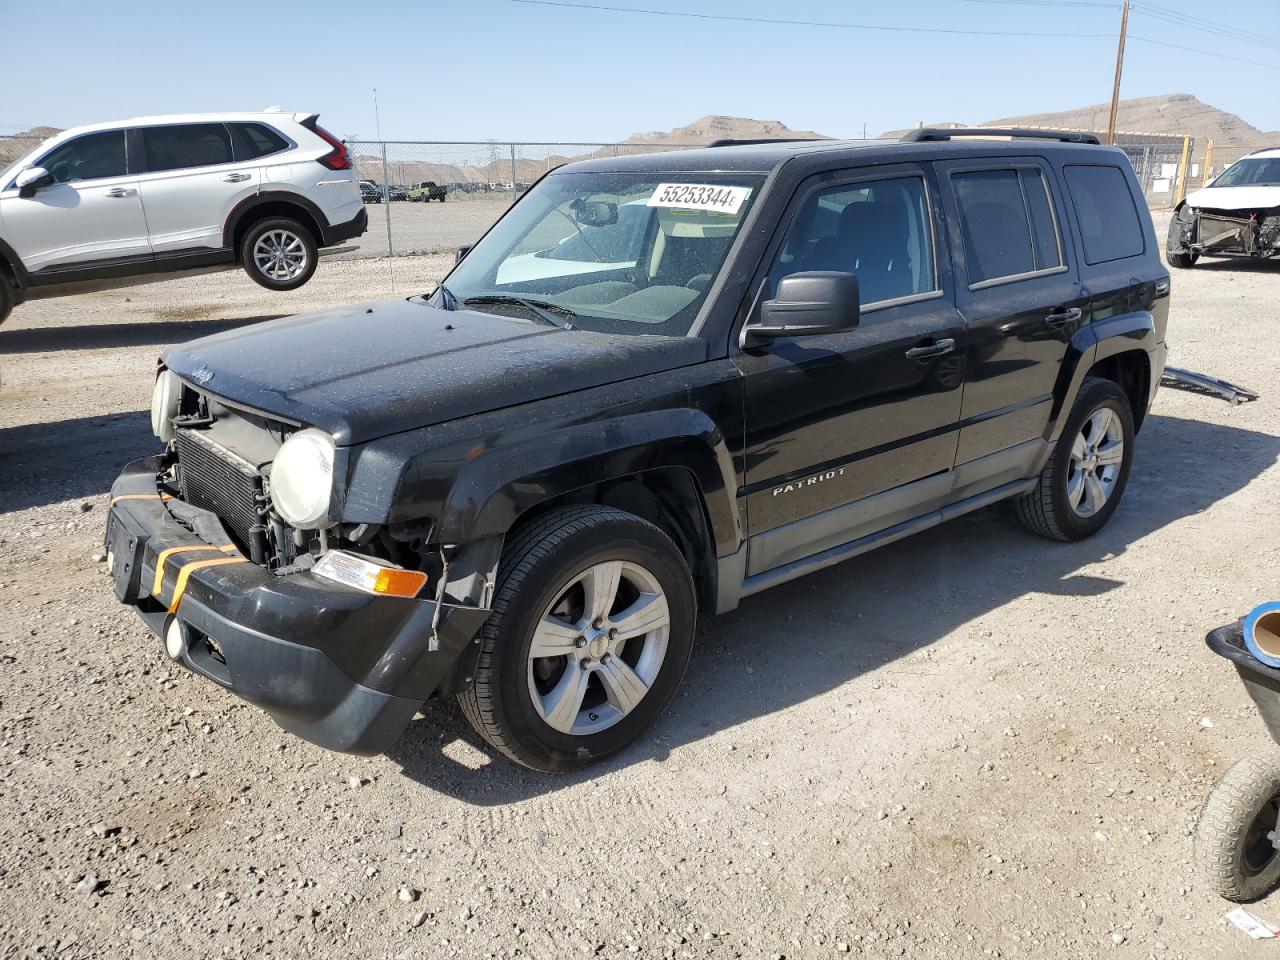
xmin=175 ymin=429 xmax=265 ymax=548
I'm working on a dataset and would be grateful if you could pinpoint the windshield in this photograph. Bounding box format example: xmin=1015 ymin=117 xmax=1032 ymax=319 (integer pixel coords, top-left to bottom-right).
xmin=1211 ymin=157 xmax=1280 ymax=189
xmin=437 ymin=171 xmax=764 ymax=337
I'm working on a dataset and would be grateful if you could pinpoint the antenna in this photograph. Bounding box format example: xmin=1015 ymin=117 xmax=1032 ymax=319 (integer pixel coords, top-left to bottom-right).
xmin=373 ymin=88 xmax=383 ymax=141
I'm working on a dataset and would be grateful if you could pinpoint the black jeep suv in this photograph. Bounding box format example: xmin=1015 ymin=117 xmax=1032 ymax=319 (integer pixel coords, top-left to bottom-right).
xmin=106 ymin=129 xmax=1169 ymax=772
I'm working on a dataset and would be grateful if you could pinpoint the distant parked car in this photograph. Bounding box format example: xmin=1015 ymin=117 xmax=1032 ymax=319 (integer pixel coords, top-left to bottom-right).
xmin=384 ymin=184 xmax=408 ymax=202
xmin=359 ymin=180 xmax=381 ymax=204
xmin=1167 ymin=146 xmax=1280 ymax=268
xmin=0 ymin=110 xmax=366 ymax=326
xmin=408 ymin=181 xmax=447 ymax=202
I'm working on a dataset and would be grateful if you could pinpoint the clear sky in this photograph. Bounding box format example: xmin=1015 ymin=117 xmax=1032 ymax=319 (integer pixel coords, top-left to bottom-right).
xmin=2 ymin=0 xmax=1277 ymax=143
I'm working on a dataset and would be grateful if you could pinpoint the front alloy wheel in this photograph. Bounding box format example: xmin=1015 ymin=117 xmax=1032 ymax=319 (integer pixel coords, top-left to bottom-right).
xmin=527 ymin=560 xmax=670 ymax=736
xmin=460 ymin=505 xmax=696 ymax=772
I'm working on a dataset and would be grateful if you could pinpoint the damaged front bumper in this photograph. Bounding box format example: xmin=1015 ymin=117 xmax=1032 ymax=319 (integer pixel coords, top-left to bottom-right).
xmin=1168 ymin=204 xmax=1280 ymax=260
xmin=105 ymin=456 xmax=491 ymax=755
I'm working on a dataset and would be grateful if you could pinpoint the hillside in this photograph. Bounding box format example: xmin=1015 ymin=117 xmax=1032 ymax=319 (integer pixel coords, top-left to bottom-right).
xmin=881 ymin=94 xmax=1277 ymax=165
xmin=0 ymin=127 xmax=60 ymax=167
xmin=620 ymin=115 xmax=828 ymax=145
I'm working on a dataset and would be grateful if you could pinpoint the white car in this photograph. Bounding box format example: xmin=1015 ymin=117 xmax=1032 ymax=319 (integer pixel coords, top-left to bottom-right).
xmin=0 ymin=110 xmax=366 ymax=326
xmin=1167 ymin=146 xmax=1280 ymax=268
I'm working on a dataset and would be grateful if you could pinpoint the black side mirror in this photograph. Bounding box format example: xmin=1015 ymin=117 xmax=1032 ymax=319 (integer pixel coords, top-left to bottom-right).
xmin=743 ymin=272 xmax=860 ymax=346
xmin=455 ymin=244 xmax=473 ymax=264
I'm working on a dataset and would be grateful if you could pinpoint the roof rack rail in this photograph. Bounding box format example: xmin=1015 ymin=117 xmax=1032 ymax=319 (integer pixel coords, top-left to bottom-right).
xmin=706 ymin=138 xmax=818 ymax=147
xmin=901 ymin=127 xmax=1101 ymax=145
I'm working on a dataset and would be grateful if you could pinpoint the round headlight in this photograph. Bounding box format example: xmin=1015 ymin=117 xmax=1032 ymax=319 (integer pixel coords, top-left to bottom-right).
xmin=269 ymin=429 xmax=336 ymax=530
xmin=151 ymin=370 xmax=180 ymax=443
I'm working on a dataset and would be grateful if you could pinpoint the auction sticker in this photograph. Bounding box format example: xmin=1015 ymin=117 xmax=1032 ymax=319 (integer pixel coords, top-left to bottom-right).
xmin=647 ymin=183 xmax=751 ymax=215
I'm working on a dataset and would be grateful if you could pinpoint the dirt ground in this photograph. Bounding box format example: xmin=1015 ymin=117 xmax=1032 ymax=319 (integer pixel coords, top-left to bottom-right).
xmin=2 ymin=227 xmax=1280 ymax=960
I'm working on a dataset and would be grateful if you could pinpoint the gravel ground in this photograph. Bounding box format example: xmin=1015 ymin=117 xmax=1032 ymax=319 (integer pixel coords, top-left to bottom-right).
xmin=2 ymin=228 xmax=1280 ymax=960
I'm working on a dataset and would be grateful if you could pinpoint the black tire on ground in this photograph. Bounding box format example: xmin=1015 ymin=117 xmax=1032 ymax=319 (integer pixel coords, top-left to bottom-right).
xmin=0 ymin=272 xmax=14 ymax=328
xmin=1195 ymin=755 xmax=1280 ymax=902
xmin=1014 ymin=376 xmax=1135 ymax=542
xmin=239 ymin=217 xmax=319 ymax=292
xmin=1168 ymin=251 xmax=1198 ymax=268
xmin=459 ymin=504 xmax=697 ymax=772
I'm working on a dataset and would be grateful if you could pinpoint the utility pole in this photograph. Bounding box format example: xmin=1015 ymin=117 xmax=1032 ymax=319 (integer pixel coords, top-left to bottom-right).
xmin=1106 ymin=0 xmax=1129 ymax=145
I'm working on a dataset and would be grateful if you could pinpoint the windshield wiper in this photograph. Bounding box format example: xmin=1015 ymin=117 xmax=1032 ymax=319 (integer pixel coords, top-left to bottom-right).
xmin=463 ymin=295 xmax=577 ymax=330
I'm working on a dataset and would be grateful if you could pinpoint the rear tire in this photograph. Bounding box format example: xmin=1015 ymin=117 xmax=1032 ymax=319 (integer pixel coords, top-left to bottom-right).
xmin=240 ymin=217 xmax=318 ymax=292
xmin=460 ymin=505 xmax=696 ymax=772
xmin=1014 ymin=376 xmax=1134 ymax=542
xmin=1196 ymin=755 xmax=1280 ymax=902
xmin=1168 ymin=251 xmax=1198 ymax=268
xmin=0 ymin=272 xmax=14 ymax=328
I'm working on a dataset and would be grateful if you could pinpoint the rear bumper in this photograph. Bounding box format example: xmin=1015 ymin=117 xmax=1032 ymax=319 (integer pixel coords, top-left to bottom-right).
xmin=323 ymin=207 xmax=368 ymax=246
xmin=105 ymin=456 xmax=489 ymax=755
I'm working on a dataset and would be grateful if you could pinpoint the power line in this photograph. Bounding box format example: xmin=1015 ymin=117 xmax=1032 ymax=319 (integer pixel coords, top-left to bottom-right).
xmin=1128 ymin=33 xmax=1280 ymax=70
xmin=506 ymin=0 xmax=1112 ymax=38
xmin=507 ymin=0 xmax=1280 ymax=73
xmin=1131 ymin=3 xmax=1280 ymax=52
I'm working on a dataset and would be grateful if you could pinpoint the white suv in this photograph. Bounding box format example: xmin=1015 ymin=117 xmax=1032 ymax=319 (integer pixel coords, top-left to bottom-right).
xmin=0 ymin=111 xmax=366 ymax=326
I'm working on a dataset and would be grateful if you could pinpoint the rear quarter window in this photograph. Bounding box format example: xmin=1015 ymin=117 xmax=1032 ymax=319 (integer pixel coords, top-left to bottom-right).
xmin=1063 ymin=164 xmax=1145 ymax=265
xmin=230 ymin=122 xmax=290 ymax=161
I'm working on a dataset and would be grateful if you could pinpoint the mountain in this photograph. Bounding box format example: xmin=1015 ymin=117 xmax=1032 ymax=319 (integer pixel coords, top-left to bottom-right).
xmin=0 ymin=127 xmax=60 ymax=167
xmin=620 ymin=115 xmax=829 ymax=145
xmin=881 ymin=95 xmax=1278 ymax=166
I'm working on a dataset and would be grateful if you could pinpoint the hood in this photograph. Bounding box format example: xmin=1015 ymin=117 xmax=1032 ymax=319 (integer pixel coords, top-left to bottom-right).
xmin=1184 ymin=184 xmax=1280 ymax=212
xmin=163 ymin=298 xmax=707 ymax=445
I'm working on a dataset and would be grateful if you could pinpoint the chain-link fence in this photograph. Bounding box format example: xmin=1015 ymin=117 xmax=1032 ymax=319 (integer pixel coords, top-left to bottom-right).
xmin=343 ymin=140 xmax=702 ymax=259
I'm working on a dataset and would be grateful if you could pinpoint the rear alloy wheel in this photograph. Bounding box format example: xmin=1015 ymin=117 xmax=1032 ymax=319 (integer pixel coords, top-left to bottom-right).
xmin=241 ymin=217 xmax=318 ymax=292
xmin=460 ymin=505 xmax=696 ymax=772
xmin=1014 ymin=376 xmax=1134 ymax=541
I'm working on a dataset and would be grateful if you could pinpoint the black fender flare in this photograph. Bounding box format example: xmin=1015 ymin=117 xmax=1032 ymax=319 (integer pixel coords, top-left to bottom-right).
xmin=222 ymin=191 xmax=333 ymax=250
xmin=432 ymin=409 xmax=742 ymax=558
xmin=1049 ymin=310 xmax=1156 ymax=443
xmin=0 ymin=234 xmax=29 ymax=291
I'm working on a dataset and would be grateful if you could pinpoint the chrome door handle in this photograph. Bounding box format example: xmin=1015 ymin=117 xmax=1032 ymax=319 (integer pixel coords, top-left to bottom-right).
xmin=104 ymin=187 xmax=131 ymax=198
xmin=222 ymin=172 xmax=252 ymax=183
xmin=905 ymin=338 xmax=956 ymax=361
xmin=1046 ymin=307 xmax=1082 ymax=326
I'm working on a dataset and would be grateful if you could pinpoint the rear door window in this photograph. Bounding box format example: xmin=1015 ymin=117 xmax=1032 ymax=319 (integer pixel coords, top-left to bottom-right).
xmin=952 ymin=167 xmax=1063 ymax=287
xmin=1063 ymin=164 xmax=1145 ymax=264
xmin=142 ymin=123 xmax=234 ymax=172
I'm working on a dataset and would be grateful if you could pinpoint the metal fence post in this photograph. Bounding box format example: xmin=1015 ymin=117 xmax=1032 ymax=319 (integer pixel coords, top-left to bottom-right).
xmin=509 ymin=143 xmax=517 ymax=193
xmin=380 ymin=143 xmax=395 ymax=257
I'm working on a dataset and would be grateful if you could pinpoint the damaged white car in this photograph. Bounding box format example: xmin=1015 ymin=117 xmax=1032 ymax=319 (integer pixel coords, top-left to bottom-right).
xmin=1167 ymin=147 xmax=1280 ymax=268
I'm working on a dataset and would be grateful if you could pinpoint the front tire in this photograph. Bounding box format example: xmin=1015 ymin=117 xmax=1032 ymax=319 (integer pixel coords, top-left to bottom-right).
xmin=460 ymin=505 xmax=696 ymax=772
xmin=1014 ymin=376 xmax=1134 ymax=541
xmin=1196 ymin=755 xmax=1280 ymax=901
xmin=240 ymin=217 xmax=318 ymax=292
xmin=0 ymin=272 xmax=14 ymax=327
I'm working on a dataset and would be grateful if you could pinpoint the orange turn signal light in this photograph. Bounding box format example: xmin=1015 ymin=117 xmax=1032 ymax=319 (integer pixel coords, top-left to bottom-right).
xmin=313 ymin=550 xmax=429 ymax=599
xmin=371 ymin=567 xmax=429 ymax=598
